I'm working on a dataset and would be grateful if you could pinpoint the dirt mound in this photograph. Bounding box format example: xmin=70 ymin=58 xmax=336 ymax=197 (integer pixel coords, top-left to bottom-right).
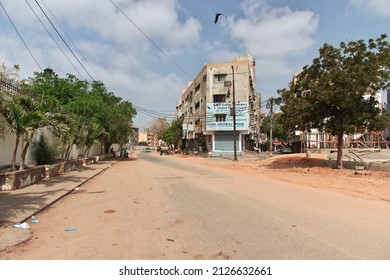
xmin=180 ymin=153 xmax=390 ymax=202
xmin=268 ymin=156 xmax=328 ymax=169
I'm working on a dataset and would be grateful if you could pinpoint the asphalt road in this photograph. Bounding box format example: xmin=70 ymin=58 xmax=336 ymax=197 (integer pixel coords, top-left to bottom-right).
xmin=1 ymin=150 xmax=389 ymax=260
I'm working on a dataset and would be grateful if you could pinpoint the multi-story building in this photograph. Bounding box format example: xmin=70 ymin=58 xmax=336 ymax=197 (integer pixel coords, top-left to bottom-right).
xmin=176 ymin=55 xmax=261 ymax=154
xmin=138 ymin=130 xmax=159 ymax=147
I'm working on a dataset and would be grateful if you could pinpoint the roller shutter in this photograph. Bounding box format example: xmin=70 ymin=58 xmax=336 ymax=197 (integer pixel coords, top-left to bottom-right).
xmin=214 ymin=132 xmax=239 ymax=151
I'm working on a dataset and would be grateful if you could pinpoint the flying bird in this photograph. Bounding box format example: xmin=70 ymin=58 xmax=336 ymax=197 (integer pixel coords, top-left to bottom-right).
xmin=214 ymin=13 xmax=226 ymax=24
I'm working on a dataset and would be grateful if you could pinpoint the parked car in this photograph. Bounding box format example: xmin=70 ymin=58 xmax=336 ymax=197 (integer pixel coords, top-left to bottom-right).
xmin=145 ymin=147 xmax=151 ymax=152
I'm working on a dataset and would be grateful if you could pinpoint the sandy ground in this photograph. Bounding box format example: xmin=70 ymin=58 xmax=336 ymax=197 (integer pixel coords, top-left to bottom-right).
xmin=1 ymin=151 xmax=389 ymax=260
xmin=176 ymin=153 xmax=390 ymax=202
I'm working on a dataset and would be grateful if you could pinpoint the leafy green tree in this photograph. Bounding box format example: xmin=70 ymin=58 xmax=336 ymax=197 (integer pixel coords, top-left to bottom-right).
xmin=86 ymin=81 xmax=136 ymax=152
xmin=162 ymin=118 xmax=183 ymax=149
xmin=260 ymin=113 xmax=286 ymax=143
xmin=82 ymin=118 xmax=106 ymax=157
xmin=278 ymin=34 xmax=390 ymax=168
xmin=28 ymin=71 xmax=136 ymax=157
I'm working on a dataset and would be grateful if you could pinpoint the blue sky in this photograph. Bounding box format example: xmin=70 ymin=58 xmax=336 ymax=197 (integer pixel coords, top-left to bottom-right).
xmin=1 ymin=0 xmax=389 ymax=129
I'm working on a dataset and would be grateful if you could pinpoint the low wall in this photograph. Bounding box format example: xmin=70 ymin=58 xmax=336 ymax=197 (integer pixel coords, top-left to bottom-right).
xmin=325 ymin=159 xmax=390 ymax=171
xmin=1 ymin=156 xmax=107 ymax=191
xmin=0 ymin=167 xmax=45 ymax=191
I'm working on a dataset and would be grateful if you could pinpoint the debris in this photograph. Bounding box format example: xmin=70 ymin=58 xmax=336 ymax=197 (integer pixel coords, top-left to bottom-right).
xmin=65 ymin=227 xmax=77 ymax=232
xmin=292 ymin=224 xmax=298 ymax=228
xmin=167 ymin=238 xmax=175 ymax=242
xmin=31 ymin=218 xmax=39 ymax=223
xmin=13 ymin=222 xmax=30 ymax=229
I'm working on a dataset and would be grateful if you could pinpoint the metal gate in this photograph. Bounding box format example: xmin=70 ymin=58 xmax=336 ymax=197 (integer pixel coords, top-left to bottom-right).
xmin=214 ymin=132 xmax=239 ymax=152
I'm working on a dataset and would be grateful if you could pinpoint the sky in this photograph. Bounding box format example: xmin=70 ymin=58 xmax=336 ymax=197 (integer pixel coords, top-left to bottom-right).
xmin=1 ymin=0 xmax=389 ymax=129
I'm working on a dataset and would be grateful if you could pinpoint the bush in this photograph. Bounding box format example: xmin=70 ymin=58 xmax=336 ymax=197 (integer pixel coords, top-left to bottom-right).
xmin=33 ymin=135 xmax=58 ymax=165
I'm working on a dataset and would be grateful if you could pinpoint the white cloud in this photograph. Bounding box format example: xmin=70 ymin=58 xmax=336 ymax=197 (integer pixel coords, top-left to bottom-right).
xmin=230 ymin=0 xmax=319 ymax=57
xmin=44 ymin=0 xmax=202 ymax=49
xmin=221 ymin=0 xmax=319 ymax=84
xmin=348 ymin=0 xmax=390 ymax=18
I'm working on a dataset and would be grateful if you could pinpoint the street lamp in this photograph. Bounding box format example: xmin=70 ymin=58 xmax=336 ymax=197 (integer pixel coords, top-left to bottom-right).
xmin=232 ymin=65 xmax=238 ymax=161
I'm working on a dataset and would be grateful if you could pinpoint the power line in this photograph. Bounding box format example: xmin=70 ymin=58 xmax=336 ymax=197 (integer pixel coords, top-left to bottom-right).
xmin=24 ymin=0 xmax=85 ymax=79
xmin=109 ymin=0 xmax=193 ymax=80
xmin=133 ymin=105 xmax=174 ymax=116
xmin=136 ymin=110 xmax=174 ymax=121
xmin=40 ymin=0 xmax=103 ymax=81
xmin=0 ymin=2 xmax=42 ymax=71
xmin=133 ymin=105 xmax=175 ymax=120
xmin=33 ymin=0 xmax=95 ymax=81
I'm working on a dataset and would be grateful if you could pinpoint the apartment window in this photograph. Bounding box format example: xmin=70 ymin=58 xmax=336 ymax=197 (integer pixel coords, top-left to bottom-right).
xmin=213 ymin=94 xmax=226 ymax=103
xmin=215 ymin=114 xmax=226 ymax=122
xmin=194 ymin=101 xmax=200 ymax=111
xmin=214 ymin=74 xmax=227 ymax=82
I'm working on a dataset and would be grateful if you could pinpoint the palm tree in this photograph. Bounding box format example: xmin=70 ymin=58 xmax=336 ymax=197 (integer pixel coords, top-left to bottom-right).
xmin=82 ymin=119 xmax=106 ymax=157
xmin=0 ymin=92 xmax=6 ymax=140
xmin=0 ymin=92 xmax=48 ymax=171
xmin=0 ymin=95 xmax=27 ymax=171
xmin=17 ymin=94 xmax=47 ymax=170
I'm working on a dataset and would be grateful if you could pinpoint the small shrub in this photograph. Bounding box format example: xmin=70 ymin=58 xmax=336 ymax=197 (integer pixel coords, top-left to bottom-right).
xmin=33 ymin=135 xmax=58 ymax=165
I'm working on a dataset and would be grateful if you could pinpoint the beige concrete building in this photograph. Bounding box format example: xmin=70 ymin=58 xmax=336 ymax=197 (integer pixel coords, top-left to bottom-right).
xmin=176 ymin=55 xmax=261 ymax=154
xmin=138 ymin=130 xmax=159 ymax=147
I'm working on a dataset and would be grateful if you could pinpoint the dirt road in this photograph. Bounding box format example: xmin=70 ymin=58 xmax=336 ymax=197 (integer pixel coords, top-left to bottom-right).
xmin=1 ymin=151 xmax=389 ymax=260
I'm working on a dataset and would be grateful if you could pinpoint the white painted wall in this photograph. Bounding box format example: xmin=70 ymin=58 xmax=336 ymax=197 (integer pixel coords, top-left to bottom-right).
xmin=0 ymin=126 xmax=102 ymax=167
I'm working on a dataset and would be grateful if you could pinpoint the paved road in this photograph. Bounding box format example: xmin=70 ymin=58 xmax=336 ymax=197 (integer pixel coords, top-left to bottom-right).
xmin=1 ymin=151 xmax=389 ymax=259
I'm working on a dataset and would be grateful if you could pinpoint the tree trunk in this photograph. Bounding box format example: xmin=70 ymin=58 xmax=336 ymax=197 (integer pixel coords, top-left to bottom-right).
xmin=65 ymin=145 xmax=72 ymax=160
xmin=85 ymin=147 xmax=90 ymax=158
xmin=20 ymin=142 xmax=30 ymax=171
xmin=11 ymin=134 xmax=21 ymax=171
xmin=336 ymin=132 xmax=344 ymax=169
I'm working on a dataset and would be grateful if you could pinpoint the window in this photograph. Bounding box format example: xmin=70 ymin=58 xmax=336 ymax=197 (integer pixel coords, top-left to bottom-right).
xmin=215 ymin=114 xmax=226 ymax=122
xmin=213 ymin=94 xmax=226 ymax=103
xmin=214 ymin=74 xmax=227 ymax=82
xmin=194 ymin=101 xmax=200 ymax=111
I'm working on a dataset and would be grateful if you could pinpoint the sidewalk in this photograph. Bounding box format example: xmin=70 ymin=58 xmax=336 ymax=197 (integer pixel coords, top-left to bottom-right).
xmin=0 ymin=160 xmax=115 ymax=252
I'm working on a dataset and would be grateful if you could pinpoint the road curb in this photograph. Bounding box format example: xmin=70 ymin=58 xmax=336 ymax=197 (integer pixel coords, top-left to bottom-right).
xmin=0 ymin=162 xmax=115 ymax=253
xmin=20 ymin=163 xmax=114 ymax=223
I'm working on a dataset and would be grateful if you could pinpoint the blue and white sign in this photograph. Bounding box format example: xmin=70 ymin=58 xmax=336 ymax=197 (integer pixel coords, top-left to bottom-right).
xmin=206 ymin=102 xmax=249 ymax=131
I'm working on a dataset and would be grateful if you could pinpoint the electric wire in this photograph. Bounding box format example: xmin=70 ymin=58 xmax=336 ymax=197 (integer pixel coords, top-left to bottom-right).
xmin=33 ymin=0 xmax=95 ymax=81
xmin=136 ymin=109 xmax=175 ymax=121
xmin=133 ymin=105 xmax=174 ymax=116
xmin=24 ymin=0 xmax=85 ymax=79
xmin=109 ymin=0 xmax=193 ymax=80
xmin=133 ymin=105 xmax=175 ymax=120
xmin=0 ymin=2 xmax=42 ymax=71
xmin=40 ymin=0 xmax=103 ymax=81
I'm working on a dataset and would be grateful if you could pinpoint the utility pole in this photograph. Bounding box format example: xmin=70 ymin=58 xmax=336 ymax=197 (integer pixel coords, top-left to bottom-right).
xmin=269 ymin=97 xmax=274 ymax=153
xmin=232 ymin=65 xmax=238 ymax=161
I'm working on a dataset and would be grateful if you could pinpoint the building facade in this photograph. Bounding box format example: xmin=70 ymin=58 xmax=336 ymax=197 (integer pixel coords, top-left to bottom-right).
xmin=176 ymin=55 xmax=261 ymax=154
